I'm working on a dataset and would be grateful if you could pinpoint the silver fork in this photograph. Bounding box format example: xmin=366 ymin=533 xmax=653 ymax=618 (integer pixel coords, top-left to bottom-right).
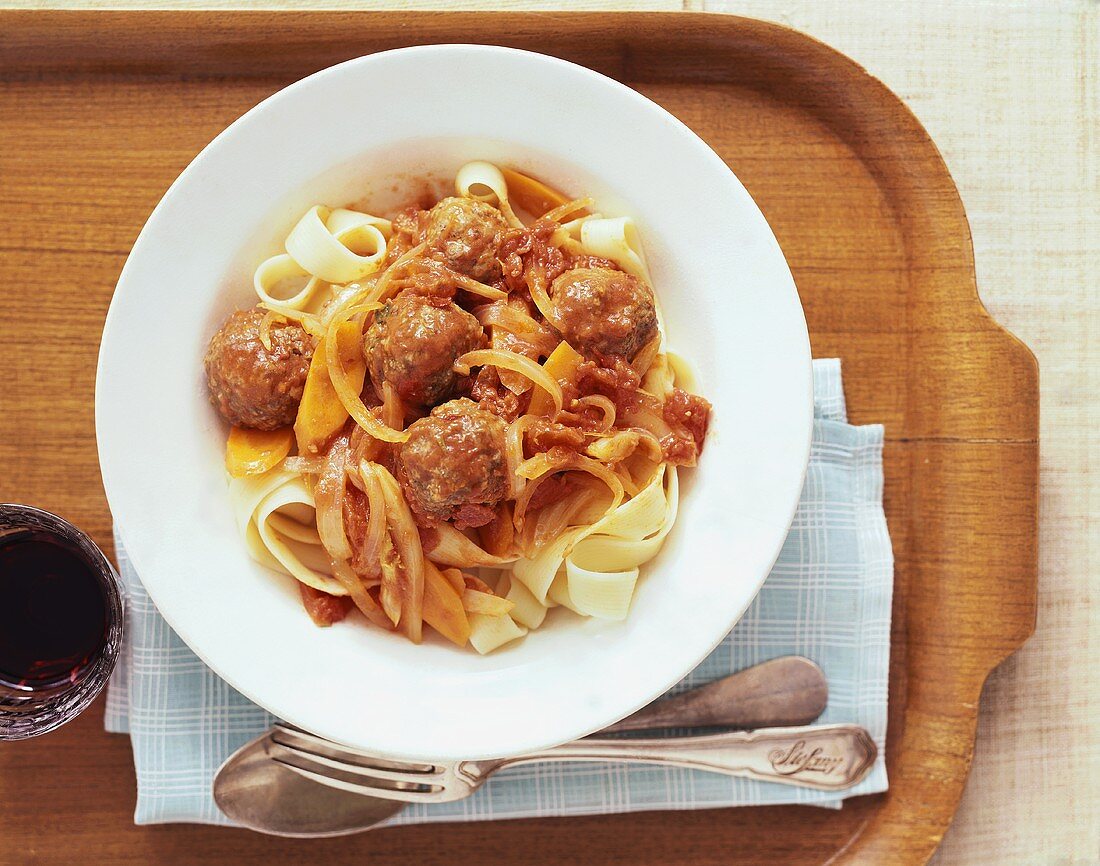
xmin=268 ymin=721 xmax=877 ymax=801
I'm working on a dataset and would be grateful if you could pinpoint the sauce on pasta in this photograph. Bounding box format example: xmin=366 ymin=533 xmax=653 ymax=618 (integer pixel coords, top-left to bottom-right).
xmin=203 ymin=161 xmax=711 ymax=653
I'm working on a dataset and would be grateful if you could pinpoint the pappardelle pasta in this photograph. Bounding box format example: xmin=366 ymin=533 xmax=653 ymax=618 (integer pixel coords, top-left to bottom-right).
xmin=203 ymin=161 xmax=711 ymax=653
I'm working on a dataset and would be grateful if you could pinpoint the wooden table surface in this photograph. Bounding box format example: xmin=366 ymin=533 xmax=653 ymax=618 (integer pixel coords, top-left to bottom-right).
xmin=0 ymin=2 xmax=1096 ymax=865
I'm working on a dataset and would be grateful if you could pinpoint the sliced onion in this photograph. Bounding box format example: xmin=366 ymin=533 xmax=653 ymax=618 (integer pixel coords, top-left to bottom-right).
xmin=368 ymin=242 xmax=427 ymax=305
xmin=258 ymin=310 xmax=286 ymax=352
xmin=417 ymin=259 xmax=507 ymax=301
xmin=441 ymin=567 xmax=466 ymax=595
xmin=325 ymin=308 xmax=408 ymax=444
xmin=515 ymin=450 xmax=563 ymax=481
xmin=284 ymin=456 xmax=325 ymax=474
xmin=532 ymin=483 xmax=606 ymax=552
xmin=474 ymin=300 xmax=557 ymax=345
xmin=462 ymin=589 xmax=514 ymax=617
xmin=513 ymin=453 xmax=625 ymax=530
xmin=615 ymin=464 xmax=642 ymax=498
xmin=454 ymin=349 xmax=563 ymax=415
xmin=356 ymin=461 xmax=388 ymax=582
xmin=491 ymin=331 xmax=536 ymax=396
xmin=474 ymin=300 xmax=531 ymax=331
xmin=524 ymin=266 xmax=557 ymax=324
xmin=462 ymin=573 xmax=496 ymax=594
xmin=641 ymin=352 xmax=675 ymax=396
xmin=478 ymin=502 xmax=516 ymax=558
xmin=574 ymin=395 xmax=617 ymax=432
xmin=381 ymin=381 xmax=405 ymax=431
xmin=374 ymin=464 xmax=425 ymax=643
xmin=541 ymin=196 xmax=594 ymax=225
xmin=479 ymin=301 xmax=556 ymax=395
xmin=317 ymin=282 xmax=370 ymax=327
xmin=631 ymin=335 xmax=662 ymax=379
xmin=348 ymin=424 xmax=382 ymax=467
xmin=330 ymin=557 xmax=392 ymax=631
xmin=258 ymin=302 xmax=326 ymax=339
xmin=314 ymin=435 xmax=352 ymax=561
xmin=378 ymin=533 xmax=403 ymax=627
xmin=504 ymin=416 xmax=533 ymax=500
xmin=619 ymin=404 xmax=674 ymax=441
xmin=586 ymin=430 xmax=643 ymax=463
xmin=426 ymin=521 xmax=517 ymax=568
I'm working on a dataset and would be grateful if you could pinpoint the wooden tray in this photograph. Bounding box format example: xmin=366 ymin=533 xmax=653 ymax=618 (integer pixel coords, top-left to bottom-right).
xmin=0 ymin=11 xmax=1039 ymax=866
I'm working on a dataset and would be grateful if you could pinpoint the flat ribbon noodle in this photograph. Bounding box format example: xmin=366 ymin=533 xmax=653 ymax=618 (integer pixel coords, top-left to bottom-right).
xmin=455 ymin=160 xmax=523 ymax=228
xmin=579 ymin=215 xmax=651 ymax=284
xmin=512 ymin=465 xmax=677 ymax=620
xmin=497 ymin=572 xmax=551 ymax=630
xmin=468 ymin=611 xmax=527 ymax=655
xmin=229 ymin=468 xmax=346 ymax=596
xmin=253 ymin=253 xmax=324 ymax=316
xmin=286 ymin=205 xmax=391 ymax=284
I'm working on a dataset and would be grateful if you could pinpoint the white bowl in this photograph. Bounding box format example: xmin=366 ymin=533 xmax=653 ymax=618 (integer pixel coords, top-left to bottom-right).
xmin=96 ymin=45 xmax=812 ymax=761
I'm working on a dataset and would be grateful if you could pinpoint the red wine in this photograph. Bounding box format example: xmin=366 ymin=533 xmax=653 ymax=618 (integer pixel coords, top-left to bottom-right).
xmin=0 ymin=531 xmax=109 ymax=689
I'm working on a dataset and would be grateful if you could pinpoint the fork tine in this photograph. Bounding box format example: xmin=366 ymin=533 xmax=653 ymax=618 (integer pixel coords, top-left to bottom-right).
xmin=268 ymin=738 xmax=444 ymax=788
xmin=271 ymin=724 xmax=437 ymax=774
xmin=271 ymin=750 xmax=440 ymax=803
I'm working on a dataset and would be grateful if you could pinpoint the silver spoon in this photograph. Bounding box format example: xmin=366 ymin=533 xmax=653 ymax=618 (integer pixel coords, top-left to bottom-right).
xmin=214 ymin=655 xmax=828 ymax=836
xmin=606 ymin=654 xmax=828 ymax=733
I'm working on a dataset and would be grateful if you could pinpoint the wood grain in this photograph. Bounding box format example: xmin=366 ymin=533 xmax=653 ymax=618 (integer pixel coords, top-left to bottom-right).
xmin=0 ymin=11 xmax=1039 ymax=866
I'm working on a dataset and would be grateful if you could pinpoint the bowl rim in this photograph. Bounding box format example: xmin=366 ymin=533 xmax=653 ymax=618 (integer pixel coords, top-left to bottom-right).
xmin=96 ymin=43 xmax=813 ymax=760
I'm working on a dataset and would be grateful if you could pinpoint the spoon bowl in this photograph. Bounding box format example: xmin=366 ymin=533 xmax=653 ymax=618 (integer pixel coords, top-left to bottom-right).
xmin=214 ymin=732 xmax=403 ymax=837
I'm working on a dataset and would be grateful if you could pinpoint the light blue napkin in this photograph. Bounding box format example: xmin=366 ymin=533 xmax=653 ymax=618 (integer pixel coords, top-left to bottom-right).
xmin=105 ymin=358 xmax=892 ymax=826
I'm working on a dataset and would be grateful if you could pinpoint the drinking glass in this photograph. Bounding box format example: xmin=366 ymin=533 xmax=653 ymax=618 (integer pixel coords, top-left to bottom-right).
xmin=0 ymin=504 xmax=125 ymax=740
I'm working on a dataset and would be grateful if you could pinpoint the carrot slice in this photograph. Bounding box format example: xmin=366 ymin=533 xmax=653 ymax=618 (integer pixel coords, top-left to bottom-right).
xmin=529 ymin=340 xmax=583 ymax=417
xmin=225 ymin=426 xmax=294 ymax=478
xmin=294 ymin=321 xmax=367 ymax=455
xmin=500 ymin=167 xmax=575 ymax=218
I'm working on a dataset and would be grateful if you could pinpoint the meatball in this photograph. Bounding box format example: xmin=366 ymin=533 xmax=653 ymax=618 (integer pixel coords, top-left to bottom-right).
xmin=363 ymin=291 xmax=484 ymax=408
xmin=549 ymin=266 xmax=659 ymax=360
xmin=424 ymin=196 xmax=508 ymax=282
xmin=398 ymin=399 xmax=508 ymax=525
xmin=204 ymin=308 xmax=313 ymax=430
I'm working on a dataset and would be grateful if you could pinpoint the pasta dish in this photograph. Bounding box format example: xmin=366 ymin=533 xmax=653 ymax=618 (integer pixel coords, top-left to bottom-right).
xmin=202 ymin=161 xmax=711 ymax=653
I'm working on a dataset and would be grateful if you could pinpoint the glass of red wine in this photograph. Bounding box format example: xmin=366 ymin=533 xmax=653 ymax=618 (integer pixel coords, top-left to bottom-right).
xmin=0 ymin=504 xmax=125 ymax=740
